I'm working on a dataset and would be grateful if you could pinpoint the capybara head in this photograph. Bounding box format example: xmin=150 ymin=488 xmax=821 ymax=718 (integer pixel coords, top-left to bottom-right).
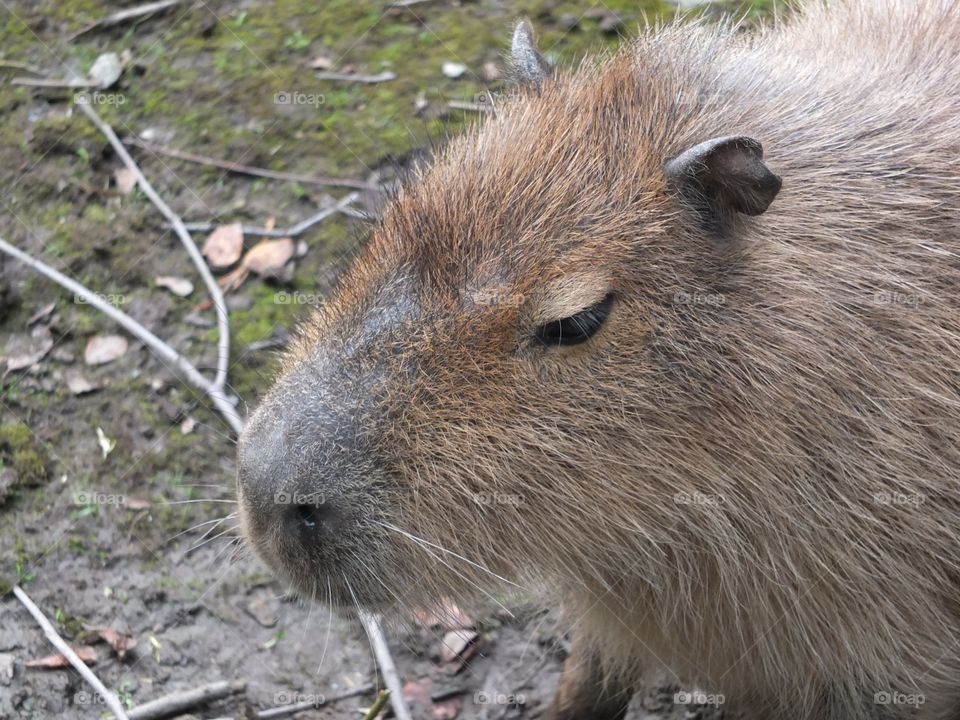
xmin=236 ymin=22 xmax=781 ymax=613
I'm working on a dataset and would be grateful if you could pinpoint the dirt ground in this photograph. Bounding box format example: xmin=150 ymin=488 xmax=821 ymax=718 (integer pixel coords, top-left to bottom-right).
xmin=0 ymin=1 xmax=772 ymax=718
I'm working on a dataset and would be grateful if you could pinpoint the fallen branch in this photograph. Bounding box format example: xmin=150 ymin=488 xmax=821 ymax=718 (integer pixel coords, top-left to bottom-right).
xmin=124 ymin=137 xmax=375 ymax=191
xmin=11 ymin=76 xmax=97 ymax=88
xmin=338 ymin=205 xmax=377 ymax=222
xmin=0 ymin=60 xmax=45 ymax=74
xmin=70 ymin=0 xmax=185 ymax=40
xmin=0 ymin=235 xmax=243 ymax=434
xmin=255 ymin=683 xmax=375 ymax=719
xmin=315 ymin=71 xmax=396 ymax=84
xmin=181 ymin=192 xmax=362 ymax=238
xmin=388 ymin=0 xmax=436 ymax=7
xmin=127 ymin=680 xmax=246 ymax=720
xmin=13 ymin=586 xmax=130 ymax=720
xmin=448 ymin=100 xmax=492 ymax=113
xmin=77 ymin=102 xmax=233 ymax=394
xmin=359 ymin=612 xmax=413 ymax=720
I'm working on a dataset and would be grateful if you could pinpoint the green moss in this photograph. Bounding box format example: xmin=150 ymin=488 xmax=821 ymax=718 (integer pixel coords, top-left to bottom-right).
xmin=29 ymin=114 xmax=105 ymax=157
xmin=0 ymin=422 xmax=48 ymax=485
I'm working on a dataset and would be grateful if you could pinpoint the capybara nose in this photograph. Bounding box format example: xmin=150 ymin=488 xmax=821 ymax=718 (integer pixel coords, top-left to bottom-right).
xmin=236 ymin=414 xmax=287 ymax=504
xmin=236 ymin=372 xmax=357 ymax=557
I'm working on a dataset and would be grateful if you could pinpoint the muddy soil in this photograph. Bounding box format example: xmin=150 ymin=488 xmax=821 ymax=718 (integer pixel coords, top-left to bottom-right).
xmin=0 ymin=1 xmax=772 ymax=718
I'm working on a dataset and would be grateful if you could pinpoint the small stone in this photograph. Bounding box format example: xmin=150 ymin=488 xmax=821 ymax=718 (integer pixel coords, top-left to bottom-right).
xmin=0 ymin=653 xmax=15 ymax=685
xmin=442 ymin=62 xmax=467 ymax=79
xmin=244 ymin=594 xmax=279 ymax=628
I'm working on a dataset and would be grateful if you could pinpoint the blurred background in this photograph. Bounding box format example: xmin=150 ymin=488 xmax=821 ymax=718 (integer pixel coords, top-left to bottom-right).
xmin=0 ymin=1 xmax=773 ymax=718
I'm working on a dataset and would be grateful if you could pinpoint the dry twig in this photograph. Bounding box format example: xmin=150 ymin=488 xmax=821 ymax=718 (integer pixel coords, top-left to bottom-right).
xmin=70 ymin=0 xmax=186 ymax=40
xmin=11 ymin=76 xmax=97 ymax=88
xmin=315 ymin=71 xmax=396 ymax=84
xmin=359 ymin=612 xmax=413 ymax=720
xmin=76 ymin=102 xmax=234 ymax=396
xmin=124 ymin=137 xmax=375 ymax=191
xmin=127 ymin=680 xmax=246 ymax=720
xmin=0 ymin=235 xmax=242 ymax=433
xmin=181 ymin=192 xmax=362 ymax=238
xmin=13 ymin=586 xmax=131 ymax=720
xmin=448 ymin=100 xmax=493 ymax=113
xmin=361 ymin=690 xmax=391 ymax=720
xmin=255 ymin=683 xmax=375 ymax=719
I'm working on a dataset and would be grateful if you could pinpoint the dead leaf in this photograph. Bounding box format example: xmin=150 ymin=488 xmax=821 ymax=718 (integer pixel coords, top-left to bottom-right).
xmin=89 ymin=627 xmax=136 ymax=660
xmin=27 ymin=302 xmax=56 ymax=326
xmin=242 ymin=238 xmax=295 ymax=277
xmin=114 ymin=167 xmax=137 ymax=195
xmin=66 ymin=372 xmax=97 ymax=396
xmin=96 ymin=427 xmax=116 ymax=459
xmin=84 ymin=335 xmax=128 ymax=365
xmin=202 ymin=222 xmax=244 ymax=270
xmin=308 ymin=55 xmax=335 ymax=70
xmin=440 ymin=629 xmax=478 ymax=664
xmin=89 ymin=52 xmax=122 ymax=88
xmin=4 ymin=328 xmax=54 ymax=373
xmin=155 ymin=276 xmax=194 ymax=297
xmin=26 ymin=646 xmax=98 ymax=668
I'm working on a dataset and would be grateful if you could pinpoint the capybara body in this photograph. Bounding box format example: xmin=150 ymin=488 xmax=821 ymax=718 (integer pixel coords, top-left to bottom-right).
xmin=237 ymin=1 xmax=960 ymax=718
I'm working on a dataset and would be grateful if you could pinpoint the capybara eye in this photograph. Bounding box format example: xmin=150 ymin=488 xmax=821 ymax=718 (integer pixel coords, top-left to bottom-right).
xmin=535 ymin=292 xmax=615 ymax=347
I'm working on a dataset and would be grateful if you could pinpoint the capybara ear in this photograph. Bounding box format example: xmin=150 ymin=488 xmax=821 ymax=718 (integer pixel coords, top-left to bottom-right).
xmin=665 ymin=135 xmax=782 ymax=217
xmin=510 ymin=20 xmax=551 ymax=87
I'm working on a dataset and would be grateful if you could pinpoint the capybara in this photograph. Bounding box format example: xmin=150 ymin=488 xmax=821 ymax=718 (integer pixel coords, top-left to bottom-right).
xmin=237 ymin=1 xmax=960 ymax=717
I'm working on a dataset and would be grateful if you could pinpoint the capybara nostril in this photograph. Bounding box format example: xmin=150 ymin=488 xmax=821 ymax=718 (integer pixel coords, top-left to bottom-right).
xmin=284 ymin=501 xmax=335 ymax=542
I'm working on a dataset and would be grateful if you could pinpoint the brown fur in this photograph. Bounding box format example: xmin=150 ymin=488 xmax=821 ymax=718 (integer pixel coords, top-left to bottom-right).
xmin=237 ymin=2 xmax=960 ymax=718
